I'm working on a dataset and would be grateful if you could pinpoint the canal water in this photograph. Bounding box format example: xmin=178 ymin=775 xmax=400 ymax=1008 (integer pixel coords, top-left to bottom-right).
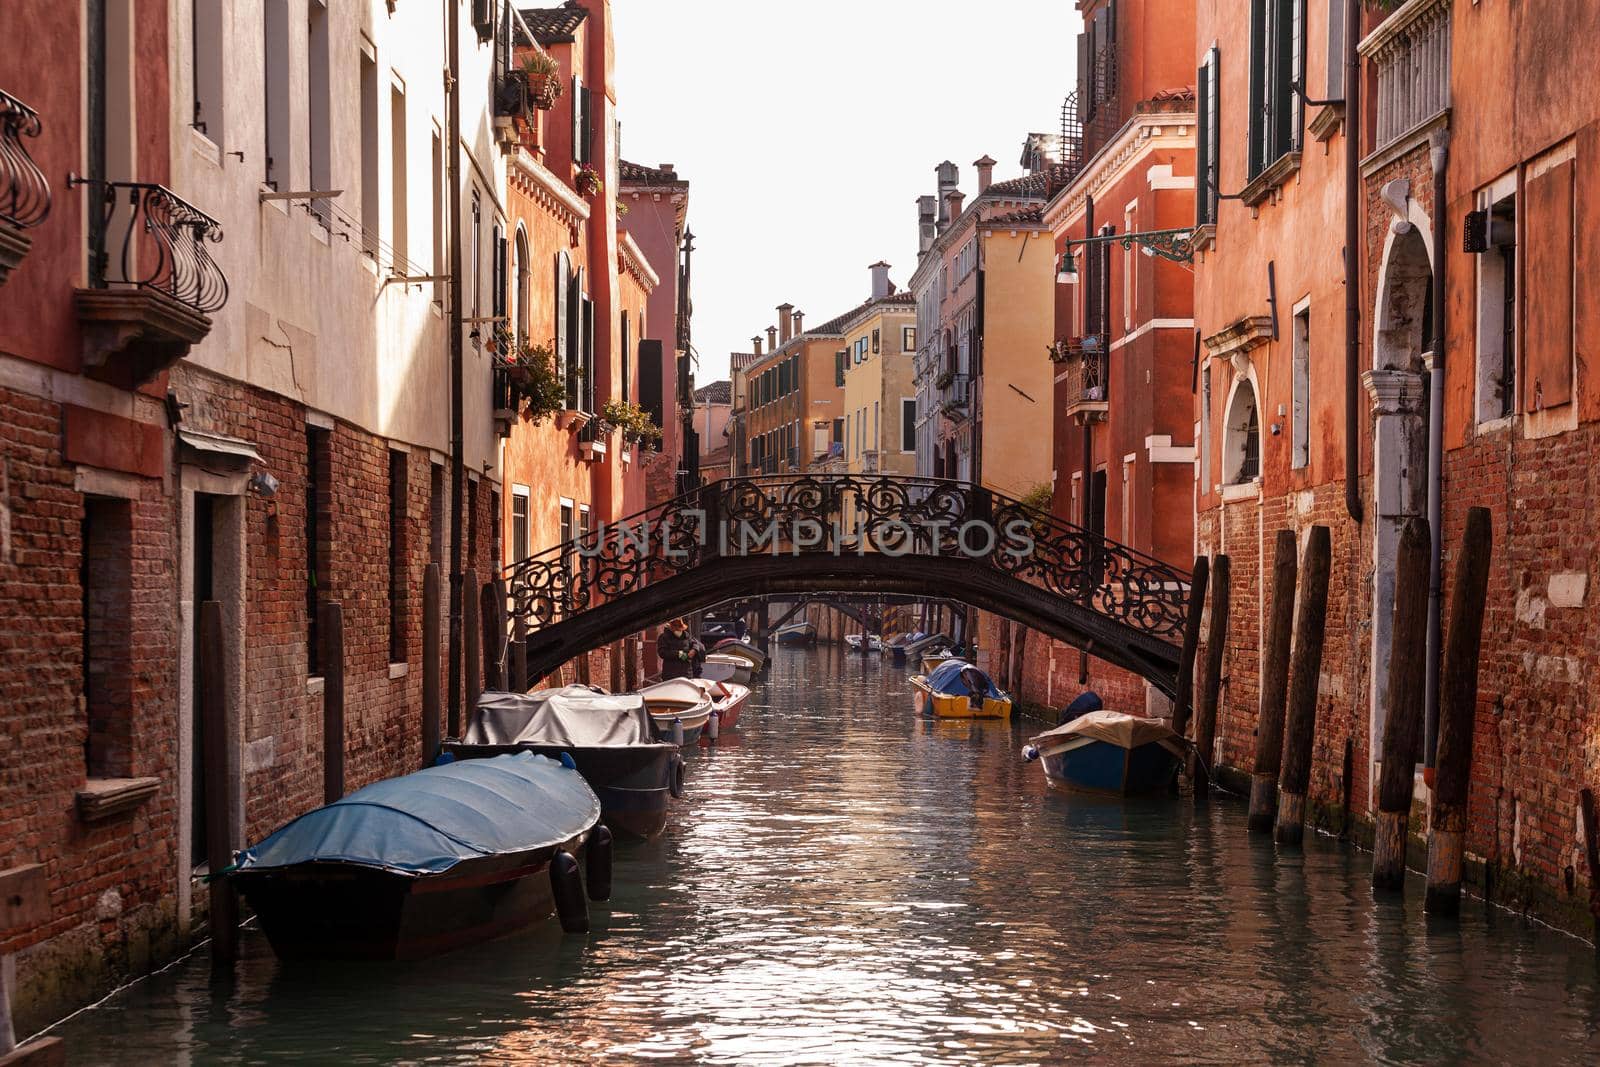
xmin=48 ymin=646 xmax=1600 ymax=1063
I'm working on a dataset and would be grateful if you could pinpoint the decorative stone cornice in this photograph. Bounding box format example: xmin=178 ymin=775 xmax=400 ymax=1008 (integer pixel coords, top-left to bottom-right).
xmin=1203 ymin=315 xmax=1273 ymax=376
xmin=1358 ymin=0 xmax=1450 ymax=61
xmin=509 ymin=148 xmax=591 ymax=239
xmin=618 ymin=230 xmax=659 ymax=292
xmin=1363 ymin=368 xmax=1425 ymax=416
xmin=1043 ymin=112 xmax=1197 ymax=231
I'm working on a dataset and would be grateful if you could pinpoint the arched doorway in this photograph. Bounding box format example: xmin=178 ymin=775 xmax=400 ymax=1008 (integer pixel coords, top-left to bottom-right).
xmin=1365 ymin=220 xmax=1432 ymax=773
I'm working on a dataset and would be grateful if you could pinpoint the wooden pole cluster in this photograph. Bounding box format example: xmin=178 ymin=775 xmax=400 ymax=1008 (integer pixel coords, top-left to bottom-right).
xmin=1276 ymin=525 xmax=1331 ymax=847
xmin=480 ymin=579 xmax=505 ymax=692
xmin=423 ymin=564 xmax=442 ymax=762
xmin=1249 ymin=531 xmax=1298 ymax=833
xmin=199 ymin=601 xmax=238 ymax=972
xmin=463 ymin=567 xmax=480 ymax=712
xmin=509 ymin=614 xmax=529 ymax=693
xmin=1372 ymin=518 xmax=1431 ymax=890
xmin=1192 ymin=555 xmax=1230 ymax=797
xmin=1425 ymin=507 xmax=1492 ymax=915
xmin=320 ymin=602 xmax=345 ymax=804
xmin=1171 ymin=556 xmax=1209 ymax=742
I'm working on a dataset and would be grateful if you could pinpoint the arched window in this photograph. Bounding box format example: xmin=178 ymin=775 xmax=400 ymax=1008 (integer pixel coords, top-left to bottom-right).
xmin=1223 ymin=378 xmax=1261 ymax=484
xmin=514 ymin=228 xmax=530 ymax=346
xmin=554 ymin=250 xmax=571 ymax=383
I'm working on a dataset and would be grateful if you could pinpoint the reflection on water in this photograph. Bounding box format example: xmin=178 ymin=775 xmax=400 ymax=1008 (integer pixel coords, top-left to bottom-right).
xmin=49 ymin=645 xmax=1600 ymax=1063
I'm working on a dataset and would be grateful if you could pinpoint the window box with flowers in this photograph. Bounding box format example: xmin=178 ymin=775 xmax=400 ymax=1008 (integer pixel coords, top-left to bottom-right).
xmin=602 ymin=399 xmax=664 ymax=450
xmin=521 ymin=52 xmax=564 ymax=111
xmin=574 ymin=167 xmax=602 ymax=199
xmin=495 ymin=340 xmax=568 ymax=436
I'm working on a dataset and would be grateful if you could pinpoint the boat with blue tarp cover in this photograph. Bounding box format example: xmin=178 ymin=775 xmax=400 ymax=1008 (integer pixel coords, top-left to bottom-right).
xmin=1022 ymin=710 xmax=1188 ymax=796
xmin=230 ymin=752 xmax=602 ymax=961
xmin=444 ymin=686 xmax=682 ymax=839
xmin=909 ymin=659 xmax=1012 ymax=720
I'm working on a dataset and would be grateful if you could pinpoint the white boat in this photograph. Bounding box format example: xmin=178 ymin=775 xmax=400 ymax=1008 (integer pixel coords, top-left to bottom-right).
xmin=701 ymin=652 xmax=753 ymax=686
xmin=674 ymin=677 xmax=750 ymax=731
xmin=635 ymin=679 xmax=714 ymax=745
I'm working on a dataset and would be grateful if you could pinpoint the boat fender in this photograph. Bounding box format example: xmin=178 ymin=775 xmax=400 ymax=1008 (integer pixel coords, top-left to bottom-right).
xmin=669 ymin=754 xmax=686 ymax=798
xmin=1021 ymin=745 xmax=1041 ymax=762
xmin=434 ymin=750 xmax=456 ymax=766
xmin=707 ymin=709 xmax=720 ymax=742
xmin=670 ymin=718 xmax=685 ymax=747
xmin=558 ymin=751 xmax=578 ymax=770
xmin=586 ymin=825 xmax=613 ymax=902
xmin=549 ymin=851 xmax=589 ymax=933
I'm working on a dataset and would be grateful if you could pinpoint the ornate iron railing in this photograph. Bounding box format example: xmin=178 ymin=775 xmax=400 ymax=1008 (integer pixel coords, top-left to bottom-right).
xmin=1049 ymin=337 xmax=1109 ymax=410
xmin=505 ymin=475 xmax=1190 ymax=640
xmin=72 ymin=178 xmax=227 ymax=314
xmin=1 ymin=89 xmax=50 ymax=229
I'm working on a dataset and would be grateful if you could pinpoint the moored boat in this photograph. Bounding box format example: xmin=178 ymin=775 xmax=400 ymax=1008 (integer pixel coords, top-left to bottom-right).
xmin=909 ymin=659 xmax=1012 ymax=720
xmin=444 ymin=687 xmax=683 ymax=839
xmin=774 ymin=621 xmax=817 ymax=646
xmin=671 ymin=676 xmax=751 ymax=733
xmin=920 ymin=647 xmax=959 ymax=674
xmin=231 ymin=753 xmax=603 ymax=961
xmin=844 ymin=633 xmax=865 ymax=652
xmin=701 ymin=652 xmax=753 ymax=686
xmin=1022 ymin=710 xmax=1187 ymax=796
xmin=637 ymin=678 xmax=715 ymax=744
xmin=710 ymin=637 xmax=766 ymax=674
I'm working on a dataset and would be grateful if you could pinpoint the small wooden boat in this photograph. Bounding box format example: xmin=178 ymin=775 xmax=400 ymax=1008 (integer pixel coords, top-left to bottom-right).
xmin=867 ymin=634 xmax=883 ymax=652
xmin=701 ymin=652 xmax=753 ymax=686
xmin=844 ymin=633 xmax=865 ymax=652
xmin=1022 ymin=710 xmax=1187 ymax=796
xmin=920 ymin=648 xmax=959 ymax=674
xmin=672 ymin=677 xmax=751 ymax=733
xmin=774 ymin=621 xmax=816 ymax=646
xmin=231 ymin=753 xmax=601 ymax=961
xmin=909 ymin=659 xmax=1012 ymax=720
xmin=710 ymin=637 xmax=766 ymax=674
xmin=444 ymin=687 xmax=682 ymax=839
xmin=637 ymin=678 xmax=714 ymax=744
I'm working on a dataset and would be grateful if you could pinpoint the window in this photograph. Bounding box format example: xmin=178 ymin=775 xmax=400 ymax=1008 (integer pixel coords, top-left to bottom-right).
xmin=778 ymin=360 xmax=789 ymax=396
xmin=902 ymin=326 xmax=916 ymax=351
xmin=1522 ymin=152 xmax=1574 ymax=413
xmin=514 ymin=229 xmax=529 ymax=345
xmin=581 ymin=291 xmax=596 ymax=411
xmin=1473 ymin=181 xmax=1517 ymax=423
xmin=1324 ymin=0 xmax=1345 ymax=100
xmin=359 ymin=43 xmax=378 ymax=255
xmin=1223 ymin=379 xmax=1261 ymax=484
xmin=470 ymin=189 xmax=482 ymax=343
xmin=1123 ymin=202 xmax=1137 ymax=330
xmin=510 ymin=488 xmax=530 ymax=562
xmin=1247 ymin=0 xmax=1303 ymax=179
xmin=306 ymin=426 xmax=331 ymax=673
xmin=307 ymin=1 xmax=330 ymax=224
xmin=390 ymin=80 xmax=408 ymax=267
xmin=1291 ymin=304 xmax=1310 ymax=469
xmin=491 ymin=221 xmax=505 ymax=335
xmin=555 ymin=251 xmax=571 ymax=394
xmin=835 ymin=349 xmax=846 ymax=387
xmin=872 ymin=328 xmax=881 ymax=354
xmin=571 ymin=75 xmax=593 ymax=166
xmin=192 ymin=0 xmax=225 ymax=144
xmin=873 ymin=401 xmax=879 ymax=449
xmin=263 ymin=0 xmax=290 ymax=188
xmin=901 ymin=398 xmax=916 ymax=452
xmin=621 ymin=312 xmax=631 ymax=403
xmin=83 ymin=497 xmax=133 ymax=778
xmin=388 ymin=450 xmax=409 ymax=664
xmin=833 ymin=417 xmax=844 ymax=445
xmin=1196 ymin=49 xmax=1220 ymax=226
xmin=559 ymin=500 xmax=575 ymax=570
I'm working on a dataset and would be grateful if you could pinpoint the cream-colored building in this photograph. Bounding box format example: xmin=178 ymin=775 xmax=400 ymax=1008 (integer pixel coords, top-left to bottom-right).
xmin=839 ymin=263 xmax=917 ymax=476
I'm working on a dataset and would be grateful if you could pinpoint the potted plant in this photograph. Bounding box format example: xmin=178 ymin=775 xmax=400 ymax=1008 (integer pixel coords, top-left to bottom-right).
xmin=521 ymin=52 xmax=564 ymax=110
xmin=574 ymin=166 xmax=602 ymax=199
xmin=603 ymin=399 xmax=663 ymax=446
xmin=504 ymin=341 xmax=567 ymax=426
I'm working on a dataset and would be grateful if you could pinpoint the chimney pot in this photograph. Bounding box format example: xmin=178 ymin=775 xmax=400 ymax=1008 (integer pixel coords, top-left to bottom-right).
xmin=777 ymin=303 xmax=795 ymax=343
xmin=974 ymin=155 xmax=997 ymax=195
xmin=792 ymin=310 xmax=805 ymax=334
xmin=766 ymin=326 xmax=778 ymax=350
xmin=869 ymin=261 xmax=892 ymax=301
xmin=752 ymin=335 xmax=763 ymax=356
xmin=945 ymin=189 xmax=966 ymax=220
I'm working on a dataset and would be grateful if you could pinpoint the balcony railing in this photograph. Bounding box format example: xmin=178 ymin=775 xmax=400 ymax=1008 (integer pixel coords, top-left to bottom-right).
xmin=73 ymin=178 xmax=228 ymax=314
xmin=1050 ymin=337 xmax=1109 ymax=417
xmin=2 ymin=89 xmax=50 ymax=230
xmin=1363 ymin=0 xmax=1451 ymax=152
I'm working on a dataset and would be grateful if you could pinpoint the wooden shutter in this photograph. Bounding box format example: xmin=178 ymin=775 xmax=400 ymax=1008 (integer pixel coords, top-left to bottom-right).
xmin=1289 ymin=0 xmax=1305 ymax=150
xmin=1196 ymin=59 xmax=1211 ymax=224
xmin=581 ymin=86 xmax=594 ymax=166
xmin=621 ymin=312 xmax=631 ymax=403
xmin=554 ymin=253 xmax=568 ymax=383
xmin=1524 ymin=158 xmax=1575 ymax=410
xmin=571 ymin=75 xmax=584 ymax=164
xmin=492 ymin=230 xmax=507 ymax=318
xmin=1248 ymin=0 xmax=1266 ymax=177
xmin=638 ymin=340 xmax=664 ymax=435
xmin=1208 ymin=50 xmax=1220 ymax=211
xmin=1324 ymin=0 xmax=1344 ymax=100
xmin=1076 ymin=32 xmax=1089 ymax=118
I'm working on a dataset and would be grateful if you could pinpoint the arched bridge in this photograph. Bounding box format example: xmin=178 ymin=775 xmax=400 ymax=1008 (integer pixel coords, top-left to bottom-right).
xmin=505 ymin=476 xmax=1194 ymax=695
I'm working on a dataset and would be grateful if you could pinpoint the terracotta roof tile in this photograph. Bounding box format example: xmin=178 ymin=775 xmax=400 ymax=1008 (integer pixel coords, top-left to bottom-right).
xmin=694 ymin=380 xmax=732 ymax=404
xmin=519 ymin=3 xmax=588 ymax=44
xmin=619 ymin=159 xmax=685 ymax=186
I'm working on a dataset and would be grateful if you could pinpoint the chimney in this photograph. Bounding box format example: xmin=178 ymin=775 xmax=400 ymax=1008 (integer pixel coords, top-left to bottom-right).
xmin=918 ymin=195 xmax=938 ymax=254
xmin=792 ymin=309 xmax=805 ymax=334
xmin=945 ymin=188 xmax=966 ymax=222
xmin=752 ymin=334 xmax=763 ymax=356
xmin=777 ymin=303 xmax=794 ymax=343
xmin=935 ymin=161 xmax=959 ymax=228
xmin=974 ymin=155 xmax=997 ymax=195
xmin=869 ymin=261 xmax=892 ymax=301
xmin=766 ymin=325 xmax=778 ymax=351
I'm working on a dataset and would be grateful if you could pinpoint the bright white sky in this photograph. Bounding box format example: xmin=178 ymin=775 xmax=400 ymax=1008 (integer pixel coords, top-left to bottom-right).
xmin=613 ymin=0 xmax=1082 ymax=384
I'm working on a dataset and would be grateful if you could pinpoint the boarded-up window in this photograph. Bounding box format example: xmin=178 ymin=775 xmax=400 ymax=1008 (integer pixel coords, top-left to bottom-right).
xmin=1523 ymin=157 xmax=1574 ymax=411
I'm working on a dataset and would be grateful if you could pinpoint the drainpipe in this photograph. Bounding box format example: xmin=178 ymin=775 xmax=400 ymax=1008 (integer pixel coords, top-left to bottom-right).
xmin=446 ymin=0 xmax=464 ymax=734
xmin=1079 ymin=197 xmax=1095 ymax=685
xmin=1342 ymin=0 xmax=1363 ymax=523
xmin=1423 ymin=129 xmax=1449 ymax=768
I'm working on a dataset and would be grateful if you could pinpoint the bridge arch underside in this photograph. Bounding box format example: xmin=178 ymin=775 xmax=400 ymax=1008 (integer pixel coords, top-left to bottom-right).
xmin=522 ymin=554 xmax=1184 ymax=698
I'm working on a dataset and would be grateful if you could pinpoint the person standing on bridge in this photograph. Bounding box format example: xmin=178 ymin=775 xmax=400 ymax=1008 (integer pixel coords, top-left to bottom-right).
xmin=658 ymin=618 xmax=702 ymax=680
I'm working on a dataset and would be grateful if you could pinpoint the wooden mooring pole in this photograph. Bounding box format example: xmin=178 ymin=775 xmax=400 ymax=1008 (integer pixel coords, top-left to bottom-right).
xmin=1276 ymin=525 xmax=1330 ymax=847
xmin=1579 ymin=788 xmax=1600 ymax=935
xmin=1171 ymin=556 xmax=1209 ymax=742
xmin=423 ymin=564 xmax=442 ymax=761
xmin=463 ymin=567 xmax=480 ymax=712
xmin=480 ymin=580 xmax=504 ymax=692
xmin=509 ymin=614 xmax=529 ymax=693
xmin=199 ymin=601 xmax=237 ymax=972
xmin=320 ymin=601 xmax=345 ymax=804
xmin=1192 ymin=554 xmax=1230 ymax=797
xmin=1425 ymin=507 xmax=1492 ymax=916
xmin=1373 ymin=518 xmax=1430 ymax=891
xmin=1249 ymin=531 xmax=1298 ymax=833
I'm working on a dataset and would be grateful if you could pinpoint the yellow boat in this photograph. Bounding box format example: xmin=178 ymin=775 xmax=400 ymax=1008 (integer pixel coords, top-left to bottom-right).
xmin=909 ymin=660 xmax=1012 ymax=720
xmin=919 ymin=650 xmax=959 ymax=674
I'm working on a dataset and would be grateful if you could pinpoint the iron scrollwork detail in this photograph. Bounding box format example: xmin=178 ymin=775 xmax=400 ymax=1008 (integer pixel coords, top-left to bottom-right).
xmin=71 ymin=177 xmax=229 ymax=314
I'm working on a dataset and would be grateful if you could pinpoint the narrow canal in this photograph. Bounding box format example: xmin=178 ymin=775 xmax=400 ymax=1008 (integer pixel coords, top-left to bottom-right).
xmin=51 ymin=646 xmax=1600 ymax=1063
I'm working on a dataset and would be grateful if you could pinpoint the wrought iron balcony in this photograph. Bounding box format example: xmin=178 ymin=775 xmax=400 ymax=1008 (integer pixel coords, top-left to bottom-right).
xmin=1050 ymin=337 xmax=1109 ymax=420
xmin=70 ymin=178 xmax=227 ymax=385
xmin=1 ymin=88 xmax=51 ymax=284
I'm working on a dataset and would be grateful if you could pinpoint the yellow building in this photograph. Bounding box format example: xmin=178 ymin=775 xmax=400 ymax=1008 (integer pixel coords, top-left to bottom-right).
xmin=840 ymin=264 xmax=918 ymax=476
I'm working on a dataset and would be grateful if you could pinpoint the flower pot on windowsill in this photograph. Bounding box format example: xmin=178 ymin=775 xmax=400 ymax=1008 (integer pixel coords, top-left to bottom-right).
xmin=528 ymin=72 xmax=561 ymax=110
xmin=574 ymin=168 xmax=602 ymax=199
